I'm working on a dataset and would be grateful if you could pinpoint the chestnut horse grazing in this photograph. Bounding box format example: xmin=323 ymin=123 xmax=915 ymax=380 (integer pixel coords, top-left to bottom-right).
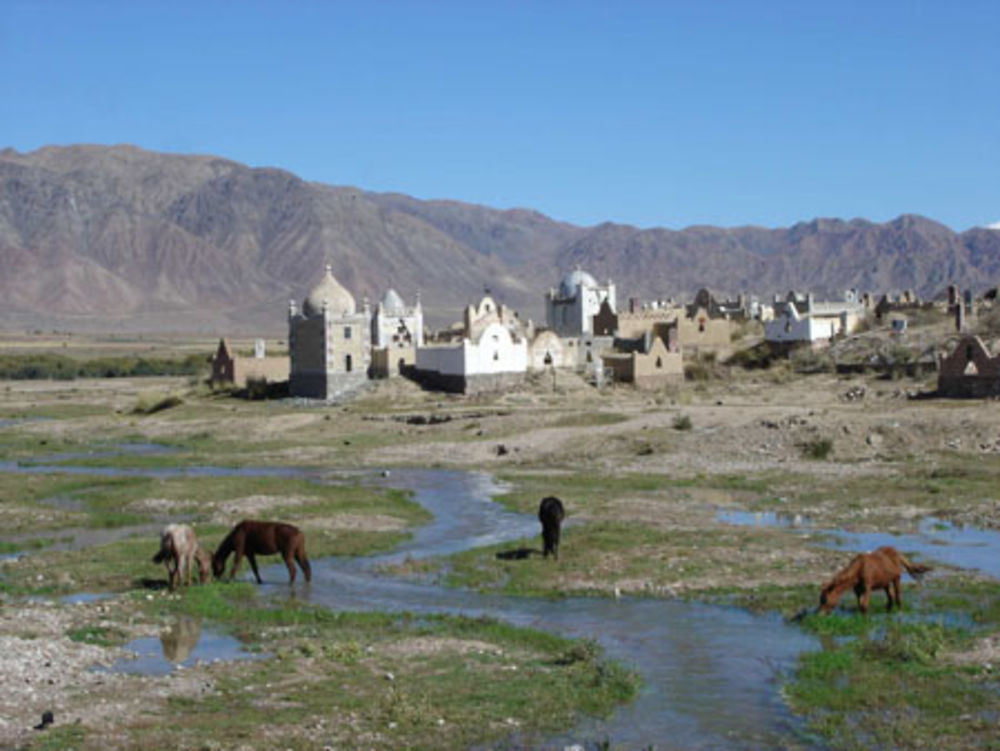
xmin=819 ymin=545 xmax=931 ymax=615
xmin=152 ymin=523 xmax=206 ymax=590
xmin=538 ymin=496 xmax=565 ymax=559
xmin=212 ymin=520 xmax=311 ymax=584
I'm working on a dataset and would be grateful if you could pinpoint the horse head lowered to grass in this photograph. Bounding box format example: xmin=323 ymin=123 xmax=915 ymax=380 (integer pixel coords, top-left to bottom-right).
xmin=212 ymin=520 xmax=311 ymax=584
xmin=819 ymin=545 xmax=931 ymax=615
xmin=152 ymin=523 xmax=209 ymax=590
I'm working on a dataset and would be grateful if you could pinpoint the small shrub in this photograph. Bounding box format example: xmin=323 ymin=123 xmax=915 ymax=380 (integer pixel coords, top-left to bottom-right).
xmin=727 ymin=342 xmax=779 ymax=370
xmin=672 ymin=414 xmax=693 ymax=431
xmin=683 ymin=362 xmax=708 ymax=382
xmin=132 ymin=393 xmax=184 ymax=415
xmin=555 ymin=638 xmax=601 ymax=666
xmin=802 ymin=438 xmax=833 ymax=460
xmin=790 ymin=348 xmax=834 ymax=374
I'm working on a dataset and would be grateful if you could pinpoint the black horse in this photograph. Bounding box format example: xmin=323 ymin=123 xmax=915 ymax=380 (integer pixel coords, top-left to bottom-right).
xmin=538 ymin=496 xmax=565 ymax=559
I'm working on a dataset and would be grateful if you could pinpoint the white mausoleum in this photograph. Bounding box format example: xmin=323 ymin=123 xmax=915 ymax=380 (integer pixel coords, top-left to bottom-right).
xmin=545 ymin=267 xmax=616 ymax=336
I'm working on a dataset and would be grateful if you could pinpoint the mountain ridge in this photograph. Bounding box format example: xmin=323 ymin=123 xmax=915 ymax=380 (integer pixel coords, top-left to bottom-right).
xmin=1 ymin=144 xmax=997 ymax=334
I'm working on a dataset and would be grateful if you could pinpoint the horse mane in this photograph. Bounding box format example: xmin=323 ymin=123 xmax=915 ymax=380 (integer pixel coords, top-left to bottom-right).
xmin=213 ymin=525 xmax=237 ymax=565
xmin=822 ymin=554 xmax=863 ymax=597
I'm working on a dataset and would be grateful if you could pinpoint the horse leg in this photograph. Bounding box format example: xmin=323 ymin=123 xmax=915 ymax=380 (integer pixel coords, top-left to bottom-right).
xmin=893 ymin=576 xmax=902 ymax=611
xmin=284 ymin=551 xmax=297 ymax=584
xmin=229 ymin=548 xmax=244 ymax=581
xmin=247 ymin=552 xmax=263 ymax=584
xmin=858 ymin=585 xmax=871 ymax=615
xmin=296 ymin=549 xmax=312 ymax=583
xmin=167 ymin=557 xmax=179 ymax=590
xmin=884 ymin=586 xmax=893 ymax=612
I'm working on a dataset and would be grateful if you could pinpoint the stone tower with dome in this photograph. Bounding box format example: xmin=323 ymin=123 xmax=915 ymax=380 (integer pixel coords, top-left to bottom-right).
xmin=544 ymin=266 xmax=616 ymax=336
xmin=288 ymin=265 xmax=372 ymax=399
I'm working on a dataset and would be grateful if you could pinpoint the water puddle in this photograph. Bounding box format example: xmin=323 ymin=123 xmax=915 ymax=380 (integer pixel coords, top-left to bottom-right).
xmin=718 ymin=509 xmax=1000 ymax=579
xmin=101 ymin=617 xmax=264 ymax=676
xmin=62 ymin=592 xmax=113 ymax=605
xmin=717 ymin=509 xmax=810 ymax=529
xmin=37 ymin=494 xmax=88 ymax=512
xmin=0 ymin=416 xmax=51 ymax=429
xmin=12 ymin=442 xmax=178 ymax=465
xmin=7 ymin=523 xmax=163 ymax=554
xmin=830 ymin=518 xmax=1000 ymax=579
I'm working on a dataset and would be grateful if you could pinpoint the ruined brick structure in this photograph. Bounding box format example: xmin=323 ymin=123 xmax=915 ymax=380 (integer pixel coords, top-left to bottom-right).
xmin=937 ymin=335 xmax=1000 ymax=397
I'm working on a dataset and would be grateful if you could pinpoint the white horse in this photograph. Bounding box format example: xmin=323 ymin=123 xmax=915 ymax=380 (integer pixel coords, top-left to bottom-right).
xmin=152 ymin=524 xmax=207 ymax=589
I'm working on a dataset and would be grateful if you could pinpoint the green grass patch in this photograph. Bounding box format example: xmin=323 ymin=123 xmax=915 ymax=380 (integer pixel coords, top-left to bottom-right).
xmin=0 ymin=478 xmax=428 ymax=594
xmin=0 ymin=352 xmax=208 ymax=380
xmin=438 ymin=521 xmax=762 ymax=598
xmin=67 ymin=624 xmax=130 ymax=647
xmin=121 ymin=583 xmax=639 ymax=750
xmin=549 ymin=412 xmax=630 ymax=429
xmin=784 ymin=575 xmax=1000 ymax=750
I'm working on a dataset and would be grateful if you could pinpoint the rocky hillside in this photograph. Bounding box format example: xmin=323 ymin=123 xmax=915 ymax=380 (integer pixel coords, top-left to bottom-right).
xmin=0 ymin=144 xmax=997 ymax=333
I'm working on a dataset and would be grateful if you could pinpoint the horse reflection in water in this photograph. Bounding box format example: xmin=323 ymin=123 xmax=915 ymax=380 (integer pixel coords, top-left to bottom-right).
xmin=159 ymin=616 xmax=202 ymax=663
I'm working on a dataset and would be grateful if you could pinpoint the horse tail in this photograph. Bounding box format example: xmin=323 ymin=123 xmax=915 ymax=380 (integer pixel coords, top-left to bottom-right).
xmin=296 ymin=534 xmax=312 ymax=583
xmin=898 ymin=552 xmax=931 ymax=580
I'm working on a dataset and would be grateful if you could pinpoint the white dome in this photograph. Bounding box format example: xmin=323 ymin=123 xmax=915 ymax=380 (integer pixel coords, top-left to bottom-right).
xmin=303 ymin=265 xmax=355 ymax=317
xmin=381 ymin=288 xmax=405 ymax=314
xmin=558 ymin=267 xmax=597 ymax=298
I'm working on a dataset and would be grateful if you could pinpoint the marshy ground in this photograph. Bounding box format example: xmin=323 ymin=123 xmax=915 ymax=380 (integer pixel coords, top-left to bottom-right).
xmin=1 ymin=330 xmax=999 ymax=749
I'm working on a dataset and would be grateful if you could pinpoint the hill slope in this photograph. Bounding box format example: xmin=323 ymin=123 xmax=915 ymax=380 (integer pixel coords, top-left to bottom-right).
xmin=0 ymin=144 xmax=996 ymax=333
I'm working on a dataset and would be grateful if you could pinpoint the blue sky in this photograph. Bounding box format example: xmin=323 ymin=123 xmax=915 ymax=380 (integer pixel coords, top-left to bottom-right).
xmin=1 ymin=1 xmax=997 ymax=230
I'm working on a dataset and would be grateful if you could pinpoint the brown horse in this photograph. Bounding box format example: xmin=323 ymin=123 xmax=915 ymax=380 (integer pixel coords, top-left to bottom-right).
xmin=819 ymin=545 xmax=931 ymax=615
xmin=212 ymin=520 xmax=311 ymax=584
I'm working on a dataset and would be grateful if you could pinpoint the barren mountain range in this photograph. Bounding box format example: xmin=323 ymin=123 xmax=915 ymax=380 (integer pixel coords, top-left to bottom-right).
xmin=1 ymin=144 xmax=997 ymax=334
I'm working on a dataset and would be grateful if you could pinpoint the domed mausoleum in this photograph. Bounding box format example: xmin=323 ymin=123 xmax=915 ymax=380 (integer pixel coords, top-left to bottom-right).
xmin=545 ymin=266 xmax=616 ymax=336
xmin=288 ymin=265 xmax=371 ymax=399
xmin=370 ymin=287 xmax=424 ymax=377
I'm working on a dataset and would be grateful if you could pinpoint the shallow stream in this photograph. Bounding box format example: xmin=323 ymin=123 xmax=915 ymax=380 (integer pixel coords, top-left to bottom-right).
xmin=14 ymin=450 xmax=1000 ymax=748
xmin=264 ymin=470 xmax=820 ymax=750
xmin=2 ymin=457 xmax=821 ymax=749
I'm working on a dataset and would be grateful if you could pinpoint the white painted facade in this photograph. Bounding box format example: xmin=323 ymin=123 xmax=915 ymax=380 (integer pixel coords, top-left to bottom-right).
xmin=371 ymin=288 xmax=424 ymax=349
xmin=764 ymin=305 xmax=838 ymax=344
xmin=416 ymin=321 xmax=528 ymax=377
xmin=545 ymin=268 xmax=616 ymax=336
xmin=764 ymin=292 xmax=866 ymax=346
